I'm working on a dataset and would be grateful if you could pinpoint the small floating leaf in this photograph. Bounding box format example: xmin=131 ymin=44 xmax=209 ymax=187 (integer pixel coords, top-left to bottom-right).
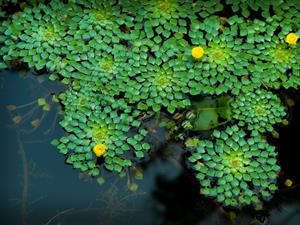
xmin=133 ymin=168 xmax=144 ymax=180
xmin=96 ymin=177 xmax=105 ymax=185
xmin=42 ymin=103 xmax=51 ymax=111
xmin=12 ymin=116 xmax=22 ymax=124
xmin=31 ymin=119 xmax=40 ymax=127
xmin=128 ymin=182 xmax=138 ymax=192
xmin=6 ymin=105 xmax=16 ymax=111
xmin=37 ymin=98 xmax=46 ymax=106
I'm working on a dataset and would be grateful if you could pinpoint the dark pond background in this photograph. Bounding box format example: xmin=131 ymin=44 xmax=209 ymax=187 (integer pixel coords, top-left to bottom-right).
xmin=1 ymin=70 xmax=300 ymax=225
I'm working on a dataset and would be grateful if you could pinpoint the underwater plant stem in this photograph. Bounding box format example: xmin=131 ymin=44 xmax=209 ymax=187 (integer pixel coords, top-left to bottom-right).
xmin=15 ymin=100 xmax=38 ymax=109
xmin=166 ymin=155 xmax=183 ymax=172
xmin=209 ymin=120 xmax=230 ymax=128
xmin=126 ymin=167 xmax=133 ymax=186
xmin=218 ymin=206 xmax=237 ymax=225
xmin=281 ymin=183 xmax=300 ymax=192
xmin=14 ymin=106 xmax=39 ymax=127
xmin=15 ymin=93 xmax=50 ymax=110
xmin=44 ymin=208 xmax=74 ymax=225
xmin=194 ymin=106 xmax=229 ymax=111
xmin=15 ymin=127 xmax=29 ymax=225
xmin=21 ymin=110 xmax=47 ymax=135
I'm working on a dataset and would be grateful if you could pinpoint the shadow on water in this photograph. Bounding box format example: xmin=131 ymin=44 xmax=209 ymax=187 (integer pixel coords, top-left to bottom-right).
xmin=149 ymin=88 xmax=300 ymax=225
xmin=1 ymin=70 xmax=300 ymax=225
xmin=152 ymin=173 xmax=217 ymax=225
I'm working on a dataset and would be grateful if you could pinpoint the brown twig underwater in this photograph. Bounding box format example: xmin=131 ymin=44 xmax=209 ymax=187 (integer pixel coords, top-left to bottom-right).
xmin=3 ymin=72 xmax=61 ymax=225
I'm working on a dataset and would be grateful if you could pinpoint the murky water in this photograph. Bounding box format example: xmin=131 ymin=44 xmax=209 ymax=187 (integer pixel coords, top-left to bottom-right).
xmin=1 ymin=70 xmax=300 ymax=225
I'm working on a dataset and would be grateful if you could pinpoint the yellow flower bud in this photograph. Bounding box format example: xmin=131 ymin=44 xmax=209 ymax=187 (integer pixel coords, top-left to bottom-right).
xmin=282 ymin=119 xmax=289 ymax=126
xmin=284 ymin=179 xmax=293 ymax=187
xmin=286 ymin=33 xmax=298 ymax=45
xmin=93 ymin=144 xmax=106 ymax=157
xmin=191 ymin=46 xmax=204 ymax=59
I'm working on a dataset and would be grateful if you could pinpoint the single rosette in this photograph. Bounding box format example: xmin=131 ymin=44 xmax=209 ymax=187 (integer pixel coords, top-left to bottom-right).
xmin=186 ymin=125 xmax=280 ymax=207
xmin=231 ymin=89 xmax=286 ymax=132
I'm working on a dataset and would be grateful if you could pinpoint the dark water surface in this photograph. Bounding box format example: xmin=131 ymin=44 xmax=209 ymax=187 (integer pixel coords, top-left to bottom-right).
xmin=1 ymin=70 xmax=300 ymax=225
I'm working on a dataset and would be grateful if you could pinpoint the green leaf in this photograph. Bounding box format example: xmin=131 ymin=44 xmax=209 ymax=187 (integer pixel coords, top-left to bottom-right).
xmin=38 ymin=98 xmax=46 ymax=106
xmin=43 ymin=103 xmax=51 ymax=111
xmin=135 ymin=151 xmax=144 ymax=158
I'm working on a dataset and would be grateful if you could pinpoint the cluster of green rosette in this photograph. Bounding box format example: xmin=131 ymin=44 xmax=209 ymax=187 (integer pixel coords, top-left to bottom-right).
xmin=0 ymin=0 xmax=299 ymax=208
xmin=186 ymin=125 xmax=280 ymax=207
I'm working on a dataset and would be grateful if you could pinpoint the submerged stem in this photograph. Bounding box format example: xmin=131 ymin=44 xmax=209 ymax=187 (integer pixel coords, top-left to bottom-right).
xmin=16 ymin=127 xmax=28 ymax=225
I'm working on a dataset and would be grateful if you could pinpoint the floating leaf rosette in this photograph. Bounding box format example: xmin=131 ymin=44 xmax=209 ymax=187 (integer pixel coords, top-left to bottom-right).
xmin=69 ymin=0 xmax=134 ymax=41
xmin=0 ymin=0 xmax=45 ymax=19
xmin=231 ymin=89 xmax=286 ymax=132
xmin=121 ymin=0 xmax=197 ymax=38
xmin=225 ymin=0 xmax=300 ymax=27
xmin=1 ymin=1 xmax=81 ymax=70
xmin=52 ymin=82 xmax=150 ymax=174
xmin=124 ymin=64 xmax=191 ymax=113
xmin=184 ymin=42 xmax=252 ymax=95
xmin=248 ymin=41 xmax=300 ymax=89
xmin=186 ymin=126 xmax=280 ymax=207
xmin=0 ymin=22 xmax=9 ymax=69
xmin=0 ymin=0 xmax=299 ymax=208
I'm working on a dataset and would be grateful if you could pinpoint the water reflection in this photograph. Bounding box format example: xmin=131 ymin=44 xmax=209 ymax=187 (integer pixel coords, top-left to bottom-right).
xmin=0 ymin=70 xmax=300 ymax=225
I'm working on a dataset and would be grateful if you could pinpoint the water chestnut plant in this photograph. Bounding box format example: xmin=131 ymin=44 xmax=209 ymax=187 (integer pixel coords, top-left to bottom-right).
xmin=231 ymin=89 xmax=287 ymax=132
xmin=0 ymin=0 xmax=299 ymax=209
xmin=186 ymin=126 xmax=280 ymax=207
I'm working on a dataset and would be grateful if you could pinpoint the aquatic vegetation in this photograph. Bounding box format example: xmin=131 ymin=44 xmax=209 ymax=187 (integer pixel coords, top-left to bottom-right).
xmin=0 ymin=0 xmax=299 ymax=208
xmin=248 ymin=40 xmax=300 ymax=89
xmin=191 ymin=46 xmax=204 ymax=59
xmin=284 ymin=179 xmax=293 ymax=187
xmin=93 ymin=144 xmax=106 ymax=157
xmin=51 ymin=83 xmax=150 ymax=174
xmin=0 ymin=0 xmax=44 ymax=18
xmin=124 ymin=65 xmax=191 ymax=113
xmin=187 ymin=126 xmax=280 ymax=207
xmin=231 ymin=89 xmax=287 ymax=132
xmin=184 ymin=33 xmax=256 ymax=95
xmin=181 ymin=95 xmax=232 ymax=131
xmin=286 ymin=33 xmax=299 ymax=45
xmin=120 ymin=0 xmax=196 ymax=38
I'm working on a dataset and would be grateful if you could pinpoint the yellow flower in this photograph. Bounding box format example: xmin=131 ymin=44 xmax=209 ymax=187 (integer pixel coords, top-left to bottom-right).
xmin=286 ymin=33 xmax=298 ymax=45
xmin=284 ymin=179 xmax=293 ymax=187
xmin=93 ymin=144 xmax=106 ymax=157
xmin=191 ymin=46 xmax=204 ymax=59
